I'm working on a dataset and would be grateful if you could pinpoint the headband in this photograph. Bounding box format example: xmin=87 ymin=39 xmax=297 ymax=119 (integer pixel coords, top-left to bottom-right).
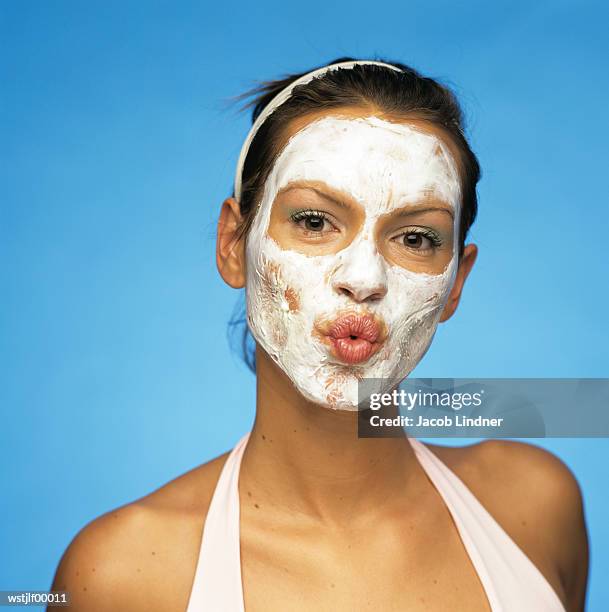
xmin=233 ymin=60 xmax=403 ymax=202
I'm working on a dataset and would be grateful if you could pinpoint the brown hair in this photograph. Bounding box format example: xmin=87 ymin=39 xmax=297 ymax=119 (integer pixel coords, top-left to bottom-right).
xmin=227 ymin=56 xmax=481 ymax=372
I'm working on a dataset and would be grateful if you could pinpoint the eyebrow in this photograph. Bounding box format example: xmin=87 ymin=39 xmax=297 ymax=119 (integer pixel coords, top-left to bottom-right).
xmin=277 ymin=181 xmax=354 ymax=210
xmin=388 ymin=203 xmax=455 ymax=220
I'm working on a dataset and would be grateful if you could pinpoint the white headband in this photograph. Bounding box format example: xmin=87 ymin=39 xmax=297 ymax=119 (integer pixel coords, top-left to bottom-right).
xmin=233 ymin=60 xmax=403 ymax=202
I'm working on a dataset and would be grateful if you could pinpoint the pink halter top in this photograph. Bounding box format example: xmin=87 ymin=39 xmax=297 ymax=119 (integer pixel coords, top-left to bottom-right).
xmin=186 ymin=432 xmax=566 ymax=611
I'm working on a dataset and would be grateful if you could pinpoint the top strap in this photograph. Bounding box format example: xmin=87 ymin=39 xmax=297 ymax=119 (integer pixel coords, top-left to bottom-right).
xmin=408 ymin=437 xmax=566 ymax=612
xmin=186 ymin=432 xmax=250 ymax=612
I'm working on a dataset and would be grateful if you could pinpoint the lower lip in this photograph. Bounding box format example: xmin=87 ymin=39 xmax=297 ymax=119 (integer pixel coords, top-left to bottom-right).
xmin=331 ymin=337 xmax=377 ymax=364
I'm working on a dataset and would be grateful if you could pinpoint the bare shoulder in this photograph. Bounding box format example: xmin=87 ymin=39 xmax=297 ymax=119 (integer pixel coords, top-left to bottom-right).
xmin=428 ymin=439 xmax=584 ymax=511
xmin=50 ymin=452 xmax=230 ymax=612
xmin=427 ymin=440 xmax=589 ymax=610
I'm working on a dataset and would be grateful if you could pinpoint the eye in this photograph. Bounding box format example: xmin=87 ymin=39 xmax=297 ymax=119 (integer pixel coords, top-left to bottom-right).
xmin=289 ymin=209 xmax=335 ymax=233
xmin=395 ymin=228 xmax=443 ymax=251
xmin=404 ymin=233 xmax=431 ymax=249
xmin=303 ymin=215 xmax=326 ymax=232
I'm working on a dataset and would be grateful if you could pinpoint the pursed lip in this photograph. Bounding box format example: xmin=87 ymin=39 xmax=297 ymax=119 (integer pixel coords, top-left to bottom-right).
xmin=314 ymin=311 xmax=387 ymax=365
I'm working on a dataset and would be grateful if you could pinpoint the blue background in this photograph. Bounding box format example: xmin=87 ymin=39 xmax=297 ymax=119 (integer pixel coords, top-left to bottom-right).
xmin=2 ymin=0 xmax=607 ymax=608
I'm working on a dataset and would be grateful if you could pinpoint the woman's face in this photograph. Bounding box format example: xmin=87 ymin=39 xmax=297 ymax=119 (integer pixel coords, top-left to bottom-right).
xmin=244 ymin=108 xmax=463 ymax=410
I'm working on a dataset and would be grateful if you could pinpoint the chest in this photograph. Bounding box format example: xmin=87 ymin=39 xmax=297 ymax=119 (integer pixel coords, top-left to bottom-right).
xmin=240 ymin=507 xmax=492 ymax=612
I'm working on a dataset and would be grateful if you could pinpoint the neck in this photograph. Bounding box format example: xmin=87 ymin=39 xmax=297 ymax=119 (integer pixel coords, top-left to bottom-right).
xmin=239 ymin=347 xmax=422 ymax=525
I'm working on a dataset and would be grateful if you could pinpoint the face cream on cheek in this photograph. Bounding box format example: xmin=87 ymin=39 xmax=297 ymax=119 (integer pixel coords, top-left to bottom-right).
xmin=245 ymin=116 xmax=461 ymax=410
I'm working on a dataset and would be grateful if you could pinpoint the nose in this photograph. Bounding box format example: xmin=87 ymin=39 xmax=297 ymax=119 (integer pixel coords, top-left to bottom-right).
xmin=331 ymin=237 xmax=388 ymax=303
xmin=335 ymin=280 xmax=387 ymax=302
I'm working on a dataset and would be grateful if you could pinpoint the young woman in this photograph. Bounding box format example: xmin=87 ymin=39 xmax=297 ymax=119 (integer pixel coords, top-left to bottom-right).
xmin=51 ymin=58 xmax=589 ymax=611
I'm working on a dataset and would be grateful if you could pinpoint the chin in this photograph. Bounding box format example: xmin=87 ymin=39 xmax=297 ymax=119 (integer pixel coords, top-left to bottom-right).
xmin=290 ymin=359 xmax=406 ymax=413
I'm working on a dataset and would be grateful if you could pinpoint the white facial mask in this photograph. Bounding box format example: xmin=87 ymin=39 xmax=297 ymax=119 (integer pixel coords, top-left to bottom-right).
xmin=244 ymin=116 xmax=461 ymax=410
